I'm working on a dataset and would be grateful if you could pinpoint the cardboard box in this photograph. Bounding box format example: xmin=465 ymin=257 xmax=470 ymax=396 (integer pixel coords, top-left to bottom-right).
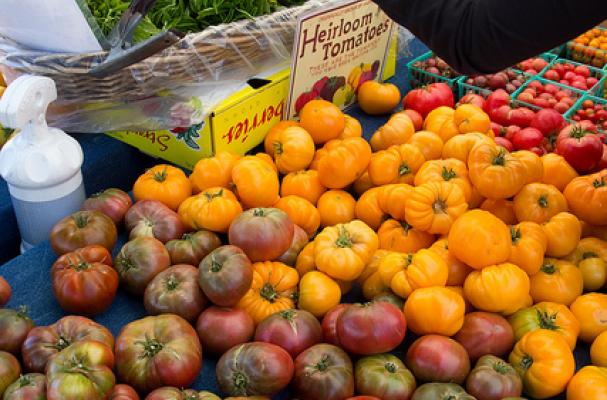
xmin=107 ymin=36 xmax=398 ymax=170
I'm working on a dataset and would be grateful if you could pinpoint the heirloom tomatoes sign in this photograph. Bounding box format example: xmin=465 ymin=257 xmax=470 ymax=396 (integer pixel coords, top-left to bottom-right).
xmin=287 ymin=0 xmax=394 ymax=118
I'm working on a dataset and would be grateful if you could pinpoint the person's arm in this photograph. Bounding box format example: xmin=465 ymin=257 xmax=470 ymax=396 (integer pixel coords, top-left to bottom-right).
xmin=375 ymin=0 xmax=607 ymax=74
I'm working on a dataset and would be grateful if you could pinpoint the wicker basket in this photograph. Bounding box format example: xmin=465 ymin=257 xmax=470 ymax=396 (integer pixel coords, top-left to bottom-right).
xmin=0 ymin=0 xmax=328 ymax=104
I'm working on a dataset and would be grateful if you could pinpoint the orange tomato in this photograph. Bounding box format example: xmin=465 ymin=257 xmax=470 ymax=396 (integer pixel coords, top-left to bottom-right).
xmin=133 ymin=164 xmax=192 ymax=210
xmin=357 ymin=81 xmax=401 ymax=115
xmin=513 ymin=183 xmax=568 ymax=224
xmin=264 ymin=120 xmax=300 ymax=157
xmin=468 ymin=143 xmax=527 ymax=199
xmin=353 ymin=170 xmax=374 ymax=196
xmin=387 ymin=249 xmax=449 ymax=298
xmin=339 ymin=115 xmax=363 ymax=139
xmin=189 ymin=151 xmax=240 ymax=194
xmin=407 ymin=130 xmax=444 ymax=160
xmin=570 ymin=293 xmax=607 ymax=343
xmin=404 ymin=286 xmax=465 ymax=336
xmin=541 ymin=153 xmax=578 ymax=191
xmin=423 ymin=106 xmax=455 ymax=138
xmin=178 ymin=187 xmax=243 ymax=233
xmin=453 ymin=104 xmax=491 ymax=134
xmin=299 ymin=99 xmax=345 ymax=144
xmin=567 ymin=366 xmax=607 ymax=400
xmin=414 ymin=158 xmax=473 ymax=203
xmin=295 ymin=241 xmax=316 ymax=276
xmin=529 ymin=258 xmax=583 ymax=306
xmin=317 ymin=137 xmax=372 ymax=189
xmin=442 ymin=132 xmax=493 ymax=164
xmin=274 ymin=195 xmax=320 ymax=238
xmin=370 ymin=112 xmax=415 ymax=151
xmin=429 ymin=238 xmax=472 ymax=286
xmin=298 ymin=271 xmax=341 ymax=318
xmin=271 ymin=126 xmax=315 ymax=174
xmin=513 ymin=150 xmax=544 ymax=184
xmin=280 ymin=170 xmax=327 ymax=206
xmin=591 ymin=331 xmax=607 ymax=367
xmin=542 ymin=212 xmax=581 ymax=257
xmin=355 ymin=187 xmax=387 ymax=231
xmin=377 ymin=183 xmax=414 ymax=222
xmin=564 ymin=171 xmax=607 ymax=226
xmin=480 ymin=198 xmax=517 ymax=225
xmin=377 ymin=219 xmax=435 ymax=253
xmin=508 ymin=221 xmax=547 ymax=276
xmin=232 ymin=156 xmax=280 ymax=209
xmin=317 ymin=190 xmax=356 ymax=227
xmin=368 ymin=144 xmax=426 ymax=186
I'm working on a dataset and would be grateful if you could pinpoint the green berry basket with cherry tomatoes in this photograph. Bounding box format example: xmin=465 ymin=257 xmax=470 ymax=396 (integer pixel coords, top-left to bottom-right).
xmin=540 ymin=58 xmax=606 ymax=94
xmin=406 ymin=51 xmax=464 ymax=98
xmin=513 ymin=76 xmax=587 ymax=115
xmin=564 ymin=94 xmax=607 ymax=132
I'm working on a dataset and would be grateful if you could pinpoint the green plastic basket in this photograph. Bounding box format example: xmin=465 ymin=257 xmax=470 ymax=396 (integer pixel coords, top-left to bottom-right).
xmin=457 ymin=53 xmax=555 ymax=99
xmin=406 ymin=51 xmax=464 ymax=97
xmin=592 ymin=74 xmax=607 ymax=98
xmin=540 ymin=58 xmax=606 ymax=94
xmin=563 ymin=93 xmax=607 ymax=131
xmin=513 ymin=76 xmax=587 ymax=115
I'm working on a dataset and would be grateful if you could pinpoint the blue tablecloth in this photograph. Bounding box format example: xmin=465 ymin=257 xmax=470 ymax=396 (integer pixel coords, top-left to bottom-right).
xmin=0 ymin=40 xmax=588 ymax=399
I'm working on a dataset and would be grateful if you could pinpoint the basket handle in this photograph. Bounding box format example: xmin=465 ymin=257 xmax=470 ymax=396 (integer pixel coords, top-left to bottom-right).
xmin=89 ymin=0 xmax=183 ymax=78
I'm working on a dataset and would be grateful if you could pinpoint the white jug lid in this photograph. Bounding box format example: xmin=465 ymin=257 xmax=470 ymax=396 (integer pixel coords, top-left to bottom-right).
xmin=0 ymin=75 xmax=83 ymax=189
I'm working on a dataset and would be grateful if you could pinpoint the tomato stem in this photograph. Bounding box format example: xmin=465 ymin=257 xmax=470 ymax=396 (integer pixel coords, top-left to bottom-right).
xmin=74 ymin=262 xmax=90 ymax=272
xmin=153 ymin=167 xmax=168 ymax=183
xmin=582 ymin=251 xmax=598 ymax=259
xmin=260 ymin=283 xmax=278 ymax=303
xmin=117 ymin=256 xmax=136 ymax=272
xmin=510 ymin=226 xmax=522 ymax=245
xmin=16 ymin=374 xmax=33 ymax=388
xmin=273 ymin=141 xmax=283 ymax=155
xmin=165 ymin=275 xmax=180 ymax=291
xmin=335 ymin=225 xmax=353 ymax=248
xmin=253 ymin=208 xmax=266 ymax=217
xmin=210 ymin=256 xmax=223 ymax=273
xmin=233 ymin=372 xmax=248 ymax=394
xmin=279 ymin=310 xmax=296 ymax=321
xmin=54 ymin=335 xmax=71 ymax=351
xmin=538 ymin=195 xmax=548 ymax=208
xmin=181 ymin=233 xmax=193 ymax=241
xmin=441 ymin=166 xmax=457 ymax=181
xmin=203 ymin=189 xmax=224 ymax=202
xmin=398 ymin=162 xmax=411 ymax=177
xmin=520 ymin=354 xmax=533 ymax=371
xmin=73 ymin=213 xmax=89 ymax=229
xmin=315 ymin=355 xmax=330 ymax=372
xmin=536 ymin=309 xmax=559 ymax=331
xmin=492 ymin=360 xmax=512 ymax=375
xmin=16 ymin=305 xmax=29 ymax=319
xmin=400 ymin=221 xmax=412 ymax=233
xmin=540 ymin=262 xmax=557 ymax=275
xmin=492 ymin=149 xmax=507 ymax=166
xmin=137 ymin=336 xmax=164 ymax=358
xmin=594 ymin=177 xmax=606 ymax=188
xmin=432 ymin=198 xmax=448 ymax=214
xmin=384 ymin=362 xmax=397 ymax=373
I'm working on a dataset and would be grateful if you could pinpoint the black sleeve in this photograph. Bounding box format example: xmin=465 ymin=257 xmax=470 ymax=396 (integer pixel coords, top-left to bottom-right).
xmin=374 ymin=0 xmax=607 ymax=74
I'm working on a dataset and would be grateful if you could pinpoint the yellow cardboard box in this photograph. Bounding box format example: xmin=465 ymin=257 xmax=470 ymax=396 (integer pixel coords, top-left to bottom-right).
xmin=107 ymin=35 xmax=398 ymax=170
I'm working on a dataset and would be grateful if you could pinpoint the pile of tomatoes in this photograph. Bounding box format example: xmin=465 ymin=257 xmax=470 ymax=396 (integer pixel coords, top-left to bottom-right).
xmin=571 ymin=98 xmax=607 ymax=131
xmin=568 ymin=27 xmax=607 ymax=68
xmin=2 ymin=80 xmax=607 ymax=400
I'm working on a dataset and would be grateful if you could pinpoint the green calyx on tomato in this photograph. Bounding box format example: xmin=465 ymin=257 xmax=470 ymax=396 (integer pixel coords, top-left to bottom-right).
xmin=164 ymin=275 xmax=180 ymax=292
xmin=233 ymin=372 xmax=249 ymax=395
xmin=511 ymin=227 xmax=522 ymax=245
xmin=492 ymin=360 xmax=514 ymax=375
xmin=582 ymin=251 xmax=598 ymax=259
xmin=210 ymin=257 xmax=223 ymax=273
xmin=53 ymin=336 xmax=72 ymax=351
xmin=492 ymin=149 xmax=507 ymax=166
xmin=335 ymin=226 xmax=353 ymax=248
xmin=117 ymin=257 xmax=136 ymax=272
xmin=384 ymin=362 xmax=398 ymax=373
xmin=253 ymin=208 xmax=268 ymax=217
xmin=73 ymin=213 xmax=91 ymax=229
xmin=593 ymin=177 xmax=606 ymax=188
xmin=540 ymin=262 xmax=556 ymax=275
xmin=567 ymin=124 xmax=593 ymax=139
xmin=441 ymin=167 xmax=457 ymax=181
xmin=519 ymin=354 xmax=533 ymax=371
xmin=399 ymin=163 xmax=411 ymax=176
xmin=73 ymin=261 xmax=93 ymax=272
xmin=260 ymin=283 xmax=278 ymax=303
xmin=153 ymin=167 xmax=168 ymax=183
xmin=315 ymin=354 xmax=331 ymax=372
xmin=203 ymin=189 xmax=223 ymax=202
xmin=273 ymin=142 xmax=284 ymax=155
xmin=401 ymin=222 xmax=413 ymax=233
xmin=538 ymin=195 xmax=548 ymax=208
xmin=138 ymin=336 xmax=164 ymax=358
xmin=535 ymin=310 xmax=559 ymax=331
xmin=432 ymin=198 xmax=448 ymax=214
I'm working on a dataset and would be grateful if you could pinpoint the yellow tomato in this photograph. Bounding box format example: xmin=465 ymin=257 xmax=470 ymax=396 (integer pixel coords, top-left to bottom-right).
xmin=298 ymin=271 xmax=341 ymax=318
xmin=404 ymin=286 xmax=465 ymax=336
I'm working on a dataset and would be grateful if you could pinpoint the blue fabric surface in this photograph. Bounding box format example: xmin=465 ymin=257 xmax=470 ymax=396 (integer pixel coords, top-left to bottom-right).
xmin=0 ymin=41 xmax=587 ymax=399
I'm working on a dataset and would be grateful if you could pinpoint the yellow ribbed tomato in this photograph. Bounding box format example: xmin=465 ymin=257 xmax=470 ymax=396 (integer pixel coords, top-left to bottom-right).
xmin=404 ymin=286 xmax=465 ymax=336
xmin=570 ymin=293 xmax=607 ymax=343
xmin=387 ymin=249 xmax=449 ymax=299
xmin=508 ymin=222 xmax=547 ymax=276
xmin=529 ymin=258 xmax=583 ymax=306
xmin=513 ymin=183 xmax=568 ymax=224
xmin=542 ymin=212 xmax=581 ymax=257
xmin=567 ymin=366 xmax=607 ymax=400
xmin=429 ymin=238 xmax=472 ymax=286
xmin=298 ymin=271 xmax=341 ymax=318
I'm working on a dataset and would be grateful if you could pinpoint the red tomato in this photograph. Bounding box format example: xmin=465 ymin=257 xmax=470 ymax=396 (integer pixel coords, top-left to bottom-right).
xmin=228 ymin=208 xmax=294 ymax=262
xmin=494 ymin=137 xmax=514 ymax=152
xmin=114 ymin=237 xmax=171 ymax=295
xmin=196 ymin=306 xmax=255 ymax=355
xmin=109 ymin=384 xmax=140 ymax=400
xmin=453 ymin=312 xmax=515 ymax=360
xmin=491 ymin=122 xmax=504 ymax=137
xmin=504 ymin=125 xmax=521 ymax=141
xmin=484 ymin=89 xmax=511 ymax=115
xmin=115 ymin=314 xmax=202 ymax=393
xmin=293 ymin=344 xmax=355 ymax=400
xmin=574 ymin=65 xmax=591 ymax=77
xmin=0 ymin=307 xmax=34 ymax=355
xmin=598 ymin=144 xmax=607 ymax=171
xmin=404 ymin=109 xmax=424 ymax=131
xmin=512 ymin=127 xmax=544 ymax=150
xmin=321 ymin=304 xmax=350 ymax=347
xmin=51 ymin=245 xmax=118 ymax=316
xmin=530 ymin=108 xmax=567 ymax=137
xmin=406 ymin=335 xmax=470 ymax=384
xmin=21 ymin=316 xmax=114 ymax=373
xmin=82 ymin=188 xmax=132 ymax=225
xmin=337 ymin=302 xmax=406 ymax=355
xmin=125 ymin=200 xmax=185 ymax=244
xmin=556 ymin=121 xmax=603 ymax=172
xmin=0 ymin=276 xmax=10 ymax=307
xmin=254 ymin=309 xmax=322 ymax=358
xmin=216 ymin=342 xmax=294 ymax=396
xmin=50 ymin=210 xmax=117 ymax=255
xmin=403 ymin=83 xmax=455 ymax=118
xmin=459 ymin=93 xmax=486 ymax=109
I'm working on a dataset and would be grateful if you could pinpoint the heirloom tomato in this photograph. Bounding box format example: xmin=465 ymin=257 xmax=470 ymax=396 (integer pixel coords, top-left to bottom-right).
xmin=3 ymin=373 xmax=46 ymax=400
xmin=512 ymin=183 xmax=568 ymax=224
xmin=358 ymin=81 xmax=401 ymax=115
xmin=368 ymin=143 xmax=426 ymax=186
xmin=570 ymin=293 xmax=607 ymax=342
xmin=508 ymin=302 xmax=580 ymax=350
xmin=271 ymin=126 xmax=315 ymax=174
xmin=567 ymin=366 xmax=607 ymax=400
xmin=337 ymin=301 xmax=406 ymax=355
xmin=404 ymin=83 xmax=454 ymax=118
xmin=556 ymin=121 xmax=603 ymax=172
xmin=480 ymin=198 xmax=516 ymax=225
xmin=216 ymin=342 xmax=294 ymax=396
xmin=385 ymin=249 xmax=449 ymax=299
xmin=299 ymin=99 xmax=345 ymax=144
xmin=133 ymin=164 xmax=191 ymax=210
xmin=468 ymin=143 xmax=527 ymax=199
xmin=196 ymin=307 xmax=254 ymax=355
xmin=406 ymin=335 xmax=470 ymax=384
xmin=508 ymin=222 xmax=547 ymax=275
xmin=448 ymin=210 xmax=511 ymax=269
xmin=317 ymin=190 xmax=356 ymax=227
xmin=321 ymin=304 xmax=350 ymax=346
xmin=165 ymin=230 xmax=221 ymax=266
xmin=355 ymin=187 xmax=388 ymax=230
xmin=529 ymin=258 xmax=583 ymax=305
xmin=51 ymin=245 xmax=118 ymax=316
xmin=315 ymin=220 xmax=378 ymax=281
xmin=232 ymin=156 xmax=280 ymax=208
xmin=404 ymin=286 xmax=465 ymax=336
xmin=293 ymin=343 xmax=354 ymax=400
xmin=407 ymin=130 xmax=444 ymax=160
xmin=429 ymin=239 xmax=472 ymax=286
xmin=378 ymin=219 xmax=434 ymax=255
xmin=82 ymin=188 xmax=132 ymax=224
xmin=114 ymin=237 xmax=171 ymax=295
xmin=373 ymin=293 xmax=405 ymax=309
xmin=464 ymin=263 xmax=530 ymax=315
xmin=405 ymin=181 xmax=468 ymax=234
xmin=46 ymin=340 xmax=115 ymax=400
xmin=355 ymin=354 xmax=416 ymax=400
xmin=370 ymin=112 xmax=415 ymax=151
xmin=541 ymin=212 xmax=581 ymax=257
xmin=295 ymin=241 xmax=316 ymax=276
xmin=454 ymin=312 xmax=514 ymax=360
xmin=0 ymin=351 xmax=20 ymax=397
xmin=423 ymin=106 xmax=458 ymax=142
xmin=591 ymin=330 xmax=607 ymax=367
xmin=178 ymin=187 xmax=242 ymax=233
xmin=109 ymin=384 xmax=140 ymax=400
xmin=298 ymin=271 xmax=341 ymax=318
xmin=189 ymin=151 xmax=240 ymax=193
xmin=509 ymin=329 xmax=575 ymax=399
xmin=465 ymin=355 xmax=523 ymax=400
xmin=228 ymin=208 xmax=294 ymax=262
xmin=115 ymin=314 xmax=202 ymax=393
xmin=317 ymin=137 xmax=372 ymax=189
xmin=144 ymin=264 xmax=207 ymax=322
xmin=541 ymin=153 xmax=577 ymax=191
xmin=340 ymin=114 xmax=363 ymax=139
xmin=0 ymin=276 xmax=10 ymax=307
xmin=280 ymin=170 xmax=327 ymax=205
xmin=564 ymin=170 xmax=607 ymax=225
xmin=578 ymin=256 xmax=607 ymax=291
xmin=512 ymin=150 xmax=544 ymax=184
xmin=0 ymin=306 xmax=34 ymax=354
xmin=254 ymin=309 xmax=322 ymax=358
xmin=275 ymin=195 xmax=320 ymax=237
xmin=236 ymin=261 xmax=298 ymax=325
xmin=146 ymin=387 xmax=221 ymax=400
xmin=442 ymin=132 xmax=493 ymax=164
xmin=125 ymin=200 xmax=185 ymax=243
xmin=22 ymin=315 xmax=114 ymax=373
xmin=277 ymin=225 xmax=309 ymax=266
xmin=412 ymin=383 xmax=476 ymax=400
xmin=50 ymin=210 xmax=117 ymax=255
xmin=198 ymin=245 xmax=253 ymax=307
xmin=414 ymin=158 xmax=472 ymax=202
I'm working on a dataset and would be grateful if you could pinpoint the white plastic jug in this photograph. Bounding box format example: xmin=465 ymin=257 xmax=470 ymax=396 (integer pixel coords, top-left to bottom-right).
xmin=0 ymin=75 xmax=85 ymax=252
